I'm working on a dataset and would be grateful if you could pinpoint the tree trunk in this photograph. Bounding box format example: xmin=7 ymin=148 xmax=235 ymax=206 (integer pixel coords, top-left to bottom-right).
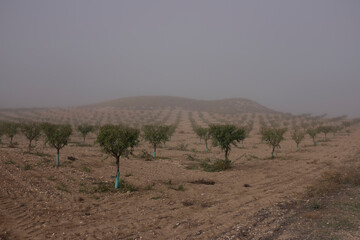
xmin=83 ymin=136 xmax=86 ymax=145
xmin=115 ymin=156 xmax=120 ymax=189
xmin=56 ymin=148 xmax=60 ymax=167
xmin=10 ymin=136 xmax=13 ymax=146
xmin=296 ymin=143 xmax=299 ymax=151
xmin=271 ymin=146 xmax=275 ymax=158
xmin=205 ymin=140 xmax=208 ymax=152
xmin=153 ymin=144 xmax=157 ymax=158
xmin=29 ymin=139 xmax=32 ymax=151
xmin=225 ymin=148 xmax=229 ymax=161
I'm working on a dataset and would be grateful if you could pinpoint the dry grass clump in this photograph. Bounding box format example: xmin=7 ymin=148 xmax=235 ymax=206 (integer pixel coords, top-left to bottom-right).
xmin=307 ymin=165 xmax=360 ymax=197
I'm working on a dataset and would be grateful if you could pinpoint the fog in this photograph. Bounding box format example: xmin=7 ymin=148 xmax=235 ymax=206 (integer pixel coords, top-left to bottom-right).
xmin=0 ymin=0 xmax=359 ymax=117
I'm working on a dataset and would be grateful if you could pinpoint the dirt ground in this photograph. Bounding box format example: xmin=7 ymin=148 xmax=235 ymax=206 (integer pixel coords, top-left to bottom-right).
xmin=0 ymin=109 xmax=359 ymax=239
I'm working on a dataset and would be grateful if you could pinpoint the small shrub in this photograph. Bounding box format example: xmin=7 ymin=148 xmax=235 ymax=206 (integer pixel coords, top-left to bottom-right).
xmin=190 ymin=179 xmax=215 ymax=185
xmin=310 ymin=201 xmax=322 ymax=210
xmin=176 ymin=185 xmax=184 ymax=191
xmin=23 ymin=164 xmax=32 ymax=170
xmin=4 ymin=159 xmax=15 ymax=165
xmin=200 ymin=159 xmax=231 ymax=172
xmin=56 ymin=183 xmax=70 ymax=193
xmin=139 ymin=150 xmax=153 ymax=161
xmin=176 ymin=143 xmax=188 ymax=151
xmin=81 ymin=166 xmax=91 ymax=173
xmin=67 ymin=156 xmax=76 ymax=161
xmin=79 ymin=180 xmax=137 ymax=194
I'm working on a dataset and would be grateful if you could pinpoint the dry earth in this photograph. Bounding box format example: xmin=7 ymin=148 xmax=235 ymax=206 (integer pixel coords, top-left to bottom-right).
xmin=0 ymin=109 xmax=359 ymax=239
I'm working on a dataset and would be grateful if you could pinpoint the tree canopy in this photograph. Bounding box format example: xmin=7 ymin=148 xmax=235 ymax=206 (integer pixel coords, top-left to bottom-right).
xmin=209 ymin=124 xmax=246 ymax=161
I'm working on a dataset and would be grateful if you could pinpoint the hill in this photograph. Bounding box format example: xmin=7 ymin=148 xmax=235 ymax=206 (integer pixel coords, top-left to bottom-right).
xmin=88 ymin=96 xmax=275 ymax=114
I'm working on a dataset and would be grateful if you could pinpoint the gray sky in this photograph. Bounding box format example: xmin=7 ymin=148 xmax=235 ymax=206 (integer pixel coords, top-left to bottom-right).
xmin=0 ymin=0 xmax=359 ymax=117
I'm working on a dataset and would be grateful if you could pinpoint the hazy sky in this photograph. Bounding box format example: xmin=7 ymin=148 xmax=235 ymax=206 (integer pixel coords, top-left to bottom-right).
xmin=0 ymin=0 xmax=359 ymax=117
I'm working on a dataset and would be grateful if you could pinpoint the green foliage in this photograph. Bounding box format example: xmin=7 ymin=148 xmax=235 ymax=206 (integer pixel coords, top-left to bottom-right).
xmin=142 ymin=124 xmax=171 ymax=157
xmin=96 ymin=124 xmax=140 ymax=160
xmin=291 ymin=127 xmax=305 ymax=151
xmin=317 ymin=125 xmax=333 ymax=140
xmin=200 ymin=158 xmax=232 ymax=172
xmin=209 ymin=124 xmax=246 ymax=161
xmin=194 ymin=127 xmax=211 ymax=151
xmin=24 ymin=164 xmax=32 ymax=170
xmin=307 ymin=127 xmax=319 ymax=146
xmin=43 ymin=123 xmax=72 ymax=152
xmin=2 ymin=122 xmax=19 ymax=146
xmin=21 ymin=122 xmax=42 ymax=150
xmin=77 ymin=124 xmax=94 ymax=144
xmin=261 ymin=126 xmax=287 ymax=158
xmin=79 ymin=180 xmax=137 ymax=193
xmin=96 ymin=124 xmax=140 ymax=189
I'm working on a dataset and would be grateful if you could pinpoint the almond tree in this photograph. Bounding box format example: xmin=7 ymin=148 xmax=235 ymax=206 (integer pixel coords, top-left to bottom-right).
xmin=195 ymin=127 xmax=211 ymax=152
xmin=77 ymin=124 xmax=94 ymax=145
xmin=307 ymin=128 xmax=318 ymax=146
xmin=21 ymin=122 xmax=42 ymax=151
xmin=96 ymin=125 xmax=140 ymax=188
xmin=317 ymin=125 xmax=332 ymax=141
xmin=142 ymin=125 xmax=171 ymax=158
xmin=43 ymin=124 xmax=72 ymax=167
xmin=291 ymin=127 xmax=305 ymax=151
xmin=209 ymin=124 xmax=245 ymax=162
xmin=261 ymin=126 xmax=287 ymax=158
xmin=2 ymin=122 xmax=19 ymax=147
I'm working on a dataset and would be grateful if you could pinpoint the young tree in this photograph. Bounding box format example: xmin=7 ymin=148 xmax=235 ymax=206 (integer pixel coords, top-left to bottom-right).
xmin=77 ymin=124 xmax=94 ymax=145
xmin=96 ymin=125 xmax=140 ymax=188
xmin=300 ymin=122 xmax=309 ymax=132
xmin=307 ymin=128 xmax=318 ymax=146
xmin=2 ymin=122 xmax=19 ymax=146
xmin=261 ymin=126 xmax=287 ymax=158
xmin=330 ymin=125 xmax=341 ymax=137
xmin=194 ymin=127 xmax=205 ymax=143
xmin=43 ymin=124 xmax=72 ymax=167
xmin=142 ymin=125 xmax=171 ymax=158
xmin=209 ymin=124 xmax=246 ymax=162
xmin=195 ymin=127 xmax=211 ymax=152
xmin=21 ymin=122 xmax=42 ymax=151
xmin=317 ymin=125 xmax=332 ymax=140
xmin=291 ymin=127 xmax=305 ymax=151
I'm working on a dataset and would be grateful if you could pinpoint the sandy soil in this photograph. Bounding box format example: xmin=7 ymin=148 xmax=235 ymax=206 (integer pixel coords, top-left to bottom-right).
xmin=0 ymin=109 xmax=358 ymax=239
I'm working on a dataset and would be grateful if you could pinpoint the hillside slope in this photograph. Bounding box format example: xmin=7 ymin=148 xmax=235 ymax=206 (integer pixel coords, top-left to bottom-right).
xmin=89 ymin=96 xmax=275 ymax=114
